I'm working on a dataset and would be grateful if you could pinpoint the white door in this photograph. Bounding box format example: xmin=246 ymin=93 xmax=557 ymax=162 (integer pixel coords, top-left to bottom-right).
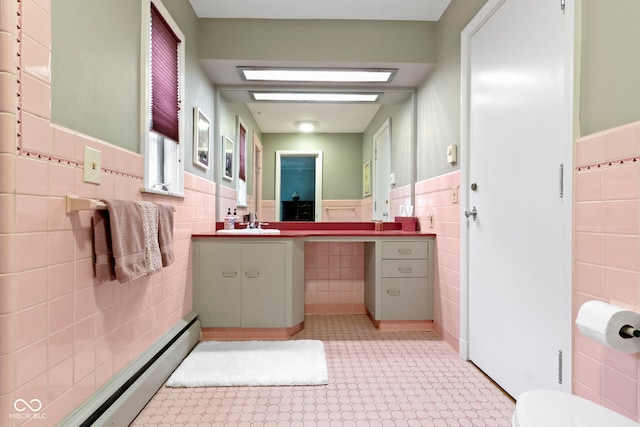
xmin=373 ymin=119 xmax=391 ymax=221
xmin=461 ymin=0 xmax=573 ymax=398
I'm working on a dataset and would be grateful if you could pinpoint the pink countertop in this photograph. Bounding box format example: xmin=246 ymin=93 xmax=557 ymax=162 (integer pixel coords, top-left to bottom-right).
xmin=192 ymin=221 xmax=436 ymax=239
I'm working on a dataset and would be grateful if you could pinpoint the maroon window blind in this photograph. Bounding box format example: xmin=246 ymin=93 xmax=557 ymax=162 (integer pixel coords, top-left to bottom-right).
xmin=239 ymin=124 xmax=246 ymax=181
xmin=151 ymin=4 xmax=180 ymax=142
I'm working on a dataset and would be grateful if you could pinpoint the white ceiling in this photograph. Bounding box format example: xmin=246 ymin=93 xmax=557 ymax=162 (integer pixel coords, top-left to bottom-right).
xmin=189 ymin=0 xmax=451 ymax=133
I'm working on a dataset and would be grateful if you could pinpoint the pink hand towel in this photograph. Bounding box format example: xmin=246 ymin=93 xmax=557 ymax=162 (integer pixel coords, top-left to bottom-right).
xmin=102 ymin=199 xmax=148 ymax=283
xmin=157 ymin=203 xmax=175 ymax=266
xmin=92 ymin=210 xmax=116 ymax=284
xmin=136 ymin=201 xmax=163 ymax=275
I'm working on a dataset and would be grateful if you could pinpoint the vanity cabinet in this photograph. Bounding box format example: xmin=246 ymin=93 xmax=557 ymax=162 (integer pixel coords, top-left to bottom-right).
xmin=193 ymin=239 xmax=304 ymax=328
xmin=365 ymin=239 xmax=434 ymax=321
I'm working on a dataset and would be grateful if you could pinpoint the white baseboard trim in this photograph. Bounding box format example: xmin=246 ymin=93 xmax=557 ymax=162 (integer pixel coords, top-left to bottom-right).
xmin=59 ymin=311 xmax=200 ymax=427
xmin=459 ymin=338 xmax=470 ymax=361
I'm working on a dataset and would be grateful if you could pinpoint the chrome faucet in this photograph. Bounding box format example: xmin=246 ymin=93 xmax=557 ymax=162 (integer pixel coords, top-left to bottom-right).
xmin=248 ymin=212 xmax=259 ymax=228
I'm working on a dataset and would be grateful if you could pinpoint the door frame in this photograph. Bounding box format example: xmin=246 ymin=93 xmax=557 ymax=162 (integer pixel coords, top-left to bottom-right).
xmin=275 ymin=150 xmax=323 ymax=221
xmin=459 ymin=0 xmax=574 ymax=387
xmin=373 ymin=119 xmax=391 ymax=221
xmin=253 ymin=132 xmax=263 ymax=219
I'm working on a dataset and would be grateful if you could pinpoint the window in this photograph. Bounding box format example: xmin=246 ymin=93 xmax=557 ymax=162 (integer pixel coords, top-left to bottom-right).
xmin=141 ymin=0 xmax=185 ymax=196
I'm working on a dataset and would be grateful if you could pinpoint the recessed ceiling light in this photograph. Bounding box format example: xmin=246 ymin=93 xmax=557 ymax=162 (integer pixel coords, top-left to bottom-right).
xmin=238 ymin=67 xmax=397 ymax=83
xmin=250 ymin=92 xmax=381 ymax=103
xmin=297 ymin=121 xmax=316 ymax=133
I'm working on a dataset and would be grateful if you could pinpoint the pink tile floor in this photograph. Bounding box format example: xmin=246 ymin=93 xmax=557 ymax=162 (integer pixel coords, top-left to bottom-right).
xmin=131 ymin=315 xmax=515 ymax=426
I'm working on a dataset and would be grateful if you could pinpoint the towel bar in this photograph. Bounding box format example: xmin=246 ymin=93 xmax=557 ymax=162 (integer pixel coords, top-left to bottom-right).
xmin=65 ymin=195 xmax=175 ymax=213
xmin=324 ymin=206 xmax=356 ymax=211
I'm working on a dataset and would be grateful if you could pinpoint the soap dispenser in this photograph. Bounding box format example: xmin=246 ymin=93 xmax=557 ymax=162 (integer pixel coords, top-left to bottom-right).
xmin=233 ymin=209 xmax=240 ymax=228
xmin=224 ymin=208 xmax=234 ymax=230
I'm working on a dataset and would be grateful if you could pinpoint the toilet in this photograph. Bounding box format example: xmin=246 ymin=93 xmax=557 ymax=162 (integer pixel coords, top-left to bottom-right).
xmin=513 ymin=390 xmax=640 ymax=427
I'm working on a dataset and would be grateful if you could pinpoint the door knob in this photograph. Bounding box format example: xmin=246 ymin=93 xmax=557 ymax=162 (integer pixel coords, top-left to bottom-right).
xmin=465 ymin=206 xmax=477 ymax=221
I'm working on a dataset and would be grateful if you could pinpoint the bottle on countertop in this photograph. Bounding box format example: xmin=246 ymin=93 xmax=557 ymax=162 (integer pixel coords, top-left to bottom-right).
xmin=233 ymin=209 xmax=241 ymax=227
xmin=224 ymin=208 xmax=235 ymax=230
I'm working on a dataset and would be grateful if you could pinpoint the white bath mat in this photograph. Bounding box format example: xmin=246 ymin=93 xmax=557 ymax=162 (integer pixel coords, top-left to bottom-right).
xmin=166 ymin=339 xmax=329 ymax=387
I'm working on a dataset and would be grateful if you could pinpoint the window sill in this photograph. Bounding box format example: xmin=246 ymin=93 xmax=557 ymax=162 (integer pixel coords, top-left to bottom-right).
xmin=141 ymin=187 xmax=185 ymax=199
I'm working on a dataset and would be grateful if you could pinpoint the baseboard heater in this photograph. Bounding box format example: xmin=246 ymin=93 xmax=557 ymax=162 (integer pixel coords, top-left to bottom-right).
xmin=59 ymin=311 xmax=200 ymax=427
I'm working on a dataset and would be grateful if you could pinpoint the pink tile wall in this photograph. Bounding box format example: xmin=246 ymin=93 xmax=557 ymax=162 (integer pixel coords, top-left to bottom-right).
xmin=264 ymin=198 xmax=369 ymax=314
xmin=0 ymin=0 xmax=217 ymax=424
xmin=390 ymin=184 xmax=412 ymax=218
xmin=574 ymin=121 xmax=640 ymax=423
xmin=266 ymin=199 xmax=368 ymax=316
xmin=304 ymin=242 xmax=366 ymax=315
xmin=260 ymin=200 xmax=276 ymax=222
xmin=218 ymin=184 xmax=238 ymax=220
xmin=321 ymin=200 xmax=365 ymax=222
xmin=413 ymin=172 xmax=461 ymax=351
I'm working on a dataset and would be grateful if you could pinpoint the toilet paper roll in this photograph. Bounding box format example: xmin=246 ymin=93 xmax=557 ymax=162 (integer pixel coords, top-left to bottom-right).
xmin=575 ymin=301 xmax=640 ymax=354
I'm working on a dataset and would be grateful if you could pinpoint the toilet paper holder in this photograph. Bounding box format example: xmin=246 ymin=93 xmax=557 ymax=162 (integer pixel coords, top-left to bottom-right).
xmin=620 ymin=325 xmax=640 ymax=339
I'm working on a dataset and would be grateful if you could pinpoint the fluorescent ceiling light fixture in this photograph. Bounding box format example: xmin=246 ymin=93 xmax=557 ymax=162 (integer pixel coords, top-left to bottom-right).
xmin=297 ymin=121 xmax=316 ymax=133
xmin=239 ymin=67 xmax=397 ymax=83
xmin=250 ymin=92 xmax=381 ymax=103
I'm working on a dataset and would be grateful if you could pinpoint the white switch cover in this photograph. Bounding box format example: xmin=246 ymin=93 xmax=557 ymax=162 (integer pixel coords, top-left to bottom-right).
xmin=446 ymin=144 xmax=457 ymax=164
xmin=84 ymin=146 xmax=101 ymax=184
xmin=389 ymin=173 xmax=396 ymax=186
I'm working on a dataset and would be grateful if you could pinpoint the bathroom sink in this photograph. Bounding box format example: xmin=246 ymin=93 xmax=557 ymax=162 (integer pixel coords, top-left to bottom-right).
xmin=216 ymin=228 xmax=281 ymax=235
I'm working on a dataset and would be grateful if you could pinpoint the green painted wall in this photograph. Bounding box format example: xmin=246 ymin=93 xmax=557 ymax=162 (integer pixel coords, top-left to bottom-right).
xmin=51 ymin=1 xmax=141 ymax=152
xmin=199 ymin=19 xmax=436 ymax=63
xmin=362 ymin=100 xmax=413 ymax=188
xmin=416 ymin=0 xmax=487 ymax=181
xmin=580 ymin=0 xmax=640 ymax=136
xmin=51 ymin=0 xmax=215 ymax=178
xmin=261 ymin=133 xmax=363 ymax=200
xmin=218 ymin=97 xmax=262 ymax=194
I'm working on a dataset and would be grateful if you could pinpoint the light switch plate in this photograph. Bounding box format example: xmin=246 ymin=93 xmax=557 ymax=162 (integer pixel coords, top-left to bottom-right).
xmin=447 ymin=144 xmax=457 ymax=164
xmin=84 ymin=146 xmax=101 ymax=184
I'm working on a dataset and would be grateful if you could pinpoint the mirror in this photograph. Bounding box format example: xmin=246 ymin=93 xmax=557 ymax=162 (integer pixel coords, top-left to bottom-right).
xmin=218 ymin=88 xmax=415 ymax=220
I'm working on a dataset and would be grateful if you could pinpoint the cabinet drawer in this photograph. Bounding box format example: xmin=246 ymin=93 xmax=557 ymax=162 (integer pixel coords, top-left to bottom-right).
xmin=382 ymin=259 xmax=428 ymax=278
xmin=381 ymin=241 xmax=428 ymax=259
xmin=382 ymin=278 xmax=429 ymax=320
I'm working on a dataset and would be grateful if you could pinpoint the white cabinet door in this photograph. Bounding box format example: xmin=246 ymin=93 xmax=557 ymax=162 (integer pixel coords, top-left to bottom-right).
xmin=241 ymin=243 xmax=286 ymax=327
xmin=197 ymin=242 xmax=242 ymax=327
xmin=196 ymin=241 xmax=289 ymax=328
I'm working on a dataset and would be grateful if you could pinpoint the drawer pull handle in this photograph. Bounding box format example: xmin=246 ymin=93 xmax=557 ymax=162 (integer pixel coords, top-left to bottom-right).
xmin=398 ymin=267 xmax=413 ymax=274
xmin=222 ymin=271 xmax=237 ymax=278
xmin=244 ymin=271 xmax=260 ymax=279
xmin=387 ymin=289 xmax=401 ymax=296
xmin=397 ymin=249 xmax=412 ymax=255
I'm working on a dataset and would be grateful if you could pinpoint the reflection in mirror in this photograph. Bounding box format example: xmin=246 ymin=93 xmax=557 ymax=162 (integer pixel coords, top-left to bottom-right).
xmin=276 ymin=151 xmax=323 ymax=222
xmin=219 ymin=89 xmax=415 ymax=221
xmin=223 ymin=136 xmax=234 ymax=181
